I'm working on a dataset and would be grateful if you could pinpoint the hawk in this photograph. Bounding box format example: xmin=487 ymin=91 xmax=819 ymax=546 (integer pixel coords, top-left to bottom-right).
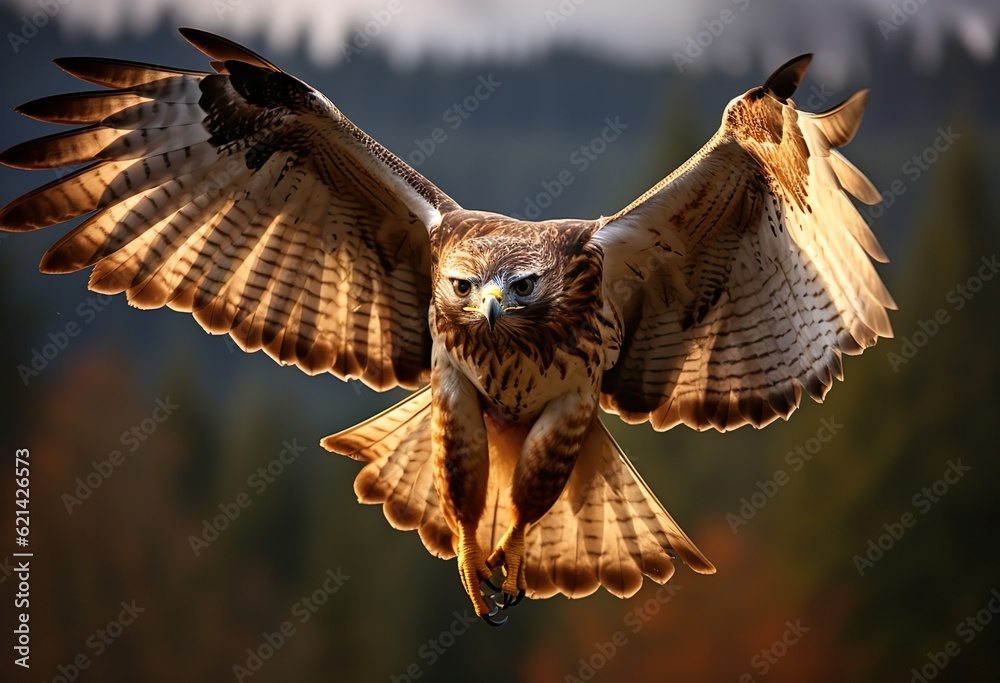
xmin=0 ymin=29 xmax=893 ymax=624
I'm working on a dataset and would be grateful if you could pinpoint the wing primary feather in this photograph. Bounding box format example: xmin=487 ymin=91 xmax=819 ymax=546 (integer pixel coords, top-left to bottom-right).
xmin=595 ymin=62 xmax=891 ymax=432
xmin=3 ymin=27 xmax=453 ymax=388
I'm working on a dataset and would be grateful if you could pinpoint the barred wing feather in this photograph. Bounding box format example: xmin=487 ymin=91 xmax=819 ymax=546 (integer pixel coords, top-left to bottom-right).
xmin=0 ymin=28 xmax=460 ymax=390
xmin=594 ymin=55 xmax=895 ymax=432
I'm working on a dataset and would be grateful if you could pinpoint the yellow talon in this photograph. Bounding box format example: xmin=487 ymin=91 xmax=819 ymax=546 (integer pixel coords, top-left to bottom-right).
xmin=456 ymin=526 xmax=492 ymax=617
xmin=487 ymin=525 xmax=526 ymax=598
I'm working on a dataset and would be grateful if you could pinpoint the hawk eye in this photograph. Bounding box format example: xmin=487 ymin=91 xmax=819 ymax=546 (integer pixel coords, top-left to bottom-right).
xmin=512 ymin=277 xmax=535 ymax=297
xmin=452 ymin=279 xmax=472 ymax=296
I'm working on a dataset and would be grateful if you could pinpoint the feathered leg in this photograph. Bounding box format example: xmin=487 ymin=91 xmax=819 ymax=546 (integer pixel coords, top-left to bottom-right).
xmin=488 ymin=392 xmax=595 ymax=598
xmin=430 ymin=347 xmax=493 ymax=618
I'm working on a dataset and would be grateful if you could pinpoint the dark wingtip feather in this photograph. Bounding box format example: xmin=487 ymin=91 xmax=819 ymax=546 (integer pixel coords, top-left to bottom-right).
xmin=763 ymin=53 xmax=813 ymax=103
xmin=16 ymin=91 xmax=146 ymax=125
xmin=14 ymin=97 xmax=55 ymax=122
xmin=0 ymin=138 xmax=47 ymax=170
xmin=0 ymin=141 xmax=27 ymax=169
xmin=16 ymin=93 xmax=89 ymax=124
xmin=53 ymin=56 xmax=205 ymax=88
xmin=178 ymin=27 xmax=280 ymax=72
xmin=52 ymin=57 xmax=113 ymax=87
xmin=0 ymin=126 xmax=106 ymax=170
xmin=0 ymin=194 xmax=42 ymax=233
xmin=0 ymin=161 xmax=104 ymax=232
xmin=39 ymin=242 xmax=85 ymax=274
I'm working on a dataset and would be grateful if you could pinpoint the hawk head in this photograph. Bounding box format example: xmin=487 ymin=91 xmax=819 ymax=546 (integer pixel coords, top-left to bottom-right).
xmin=435 ymin=234 xmax=558 ymax=334
xmin=430 ymin=221 xmax=603 ymax=366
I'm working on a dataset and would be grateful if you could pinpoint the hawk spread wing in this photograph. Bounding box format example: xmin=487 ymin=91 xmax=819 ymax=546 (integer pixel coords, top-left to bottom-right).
xmin=0 ymin=28 xmax=458 ymax=389
xmin=594 ymin=55 xmax=895 ymax=432
xmin=1 ymin=36 xmax=893 ymax=620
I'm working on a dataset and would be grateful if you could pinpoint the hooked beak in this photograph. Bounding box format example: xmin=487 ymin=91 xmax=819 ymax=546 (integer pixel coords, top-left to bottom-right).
xmin=479 ymin=283 xmax=503 ymax=332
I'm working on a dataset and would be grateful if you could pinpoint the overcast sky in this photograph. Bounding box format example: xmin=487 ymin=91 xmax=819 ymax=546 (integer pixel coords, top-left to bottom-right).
xmin=5 ymin=0 xmax=999 ymax=83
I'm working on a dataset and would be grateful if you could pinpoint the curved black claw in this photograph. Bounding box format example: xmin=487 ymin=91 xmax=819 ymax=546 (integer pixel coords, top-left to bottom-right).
xmin=502 ymin=589 xmax=525 ymax=609
xmin=482 ymin=603 xmax=508 ymax=627
xmin=482 ymin=577 xmax=502 ymax=593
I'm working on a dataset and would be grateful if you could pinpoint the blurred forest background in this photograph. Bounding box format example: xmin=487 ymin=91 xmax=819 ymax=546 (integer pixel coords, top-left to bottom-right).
xmin=0 ymin=1 xmax=998 ymax=682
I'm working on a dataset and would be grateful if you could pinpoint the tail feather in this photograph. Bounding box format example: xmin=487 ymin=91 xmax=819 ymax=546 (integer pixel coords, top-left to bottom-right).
xmin=525 ymin=419 xmax=714 ymax=600
xmin=321 ymin=387 xmax=456 ymax=559
xmin=322 ymin=391 xmax=713 ymax=600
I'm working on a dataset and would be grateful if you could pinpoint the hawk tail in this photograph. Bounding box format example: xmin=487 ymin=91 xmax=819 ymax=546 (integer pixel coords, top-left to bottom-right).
xmin=320 ymin=387 xmax=457 ymax=559
xmin=323 ymin=393 xmax=714 ymax=601
xmin=522 ymin=418 xmax=715 ymax=600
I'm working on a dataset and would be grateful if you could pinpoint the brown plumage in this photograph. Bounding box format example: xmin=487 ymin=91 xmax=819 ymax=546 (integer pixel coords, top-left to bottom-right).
xmin=0 ymin=35 xmax=893 ymax=621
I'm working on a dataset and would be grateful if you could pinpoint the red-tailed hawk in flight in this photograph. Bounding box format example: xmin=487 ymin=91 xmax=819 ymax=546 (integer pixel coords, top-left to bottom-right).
xmin=0 ymin=29 xmax=893 ymax=625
